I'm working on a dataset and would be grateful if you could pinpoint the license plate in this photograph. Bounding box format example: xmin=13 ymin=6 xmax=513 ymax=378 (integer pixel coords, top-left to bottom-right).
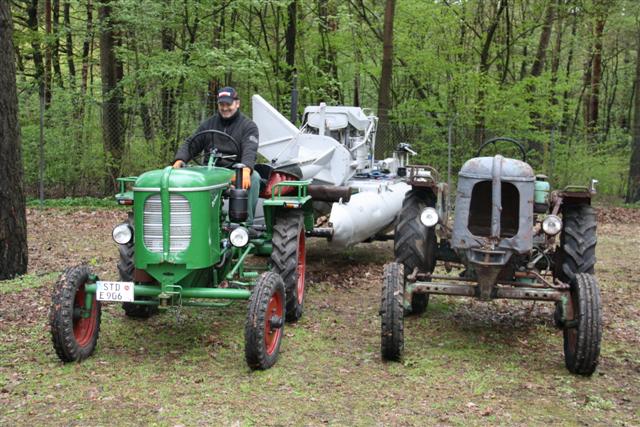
xmin=96 ymin=281 xmax=135 ymax=302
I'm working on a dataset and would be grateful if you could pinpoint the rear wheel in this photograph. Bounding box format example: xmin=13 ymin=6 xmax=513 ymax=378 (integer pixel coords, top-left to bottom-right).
xmin=245 ymin=272 xmax=286 ymax=370
xmin=271 ymin=211 xmax=306 ymax=322
xmin=380 ymin=262 xmax=405 ymax=361
xmin=50 ymin=265 xmax=101 ymax=362
xmin=563 ymin=273 xmax=602 ymax=376
xmin=394 ymin=189 xmax=436 ymax=315
xmin=556 ymin=204 xmax=597 ymax=283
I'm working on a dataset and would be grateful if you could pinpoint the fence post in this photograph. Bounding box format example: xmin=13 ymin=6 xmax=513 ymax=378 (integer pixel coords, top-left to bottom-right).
xmin=290 ymin=73 xmax=298 ymax=125
xmin=39 ymin=81 xmax=45 ymax=205
xmin=447 ymin=114 xmax=458 ymax=210
xmin=549 ymin=126 xmax=555 ymax=181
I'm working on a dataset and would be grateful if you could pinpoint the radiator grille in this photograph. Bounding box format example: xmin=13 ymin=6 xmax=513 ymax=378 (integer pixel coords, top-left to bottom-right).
xmin=143 ymin=194 xmax=191 ymax=253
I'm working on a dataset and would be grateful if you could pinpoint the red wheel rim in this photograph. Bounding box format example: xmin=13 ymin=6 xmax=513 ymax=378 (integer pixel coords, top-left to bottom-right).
xmin=73 ymin=285 xmax=98 ymax=347
xmin=264 ymin=289 xmax=284 ymax=355
xmin=296 ymin=229 xmax=306 ymax=304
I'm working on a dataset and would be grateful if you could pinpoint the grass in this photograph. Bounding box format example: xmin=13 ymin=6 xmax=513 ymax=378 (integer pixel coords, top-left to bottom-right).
xmin=0 ymin=272 xmax=58 ymax=294
xmin=0 ymin=215 xmax=638 ymax=425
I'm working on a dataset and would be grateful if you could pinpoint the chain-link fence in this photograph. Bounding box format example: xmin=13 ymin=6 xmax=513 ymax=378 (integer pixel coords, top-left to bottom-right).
xmin=20 ymin=93 xmax=632 ymax=199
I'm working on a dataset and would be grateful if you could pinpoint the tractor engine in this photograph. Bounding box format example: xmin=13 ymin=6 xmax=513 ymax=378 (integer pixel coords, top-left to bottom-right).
xmin=451 ymin=155 xmax=535 ymax=298
xmin=131 ymin=166 xmax=233 ymax=283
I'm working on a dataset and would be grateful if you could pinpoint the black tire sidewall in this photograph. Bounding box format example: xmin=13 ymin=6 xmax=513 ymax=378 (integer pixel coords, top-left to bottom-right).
xmin=271 ymin=211 xmax=305 ymax=322
xmin=245 ymin=271 xmax=286 ymax=369
xmin=50 ymin=265 xmax=101 ymax=362
xmin=381 ymin=262 xmax=404 ymax=361
xmin=563 ymin=273 xmax=602 ymax=375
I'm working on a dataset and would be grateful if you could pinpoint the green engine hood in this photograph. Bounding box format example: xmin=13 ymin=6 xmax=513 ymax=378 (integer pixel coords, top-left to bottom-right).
xmin=133 ymin=166 xmax=234 ymax=190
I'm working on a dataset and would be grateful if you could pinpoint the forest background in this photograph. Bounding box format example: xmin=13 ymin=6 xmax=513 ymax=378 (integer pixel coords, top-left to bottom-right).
xmin=8 ymin=0 xmax=640 ymax=202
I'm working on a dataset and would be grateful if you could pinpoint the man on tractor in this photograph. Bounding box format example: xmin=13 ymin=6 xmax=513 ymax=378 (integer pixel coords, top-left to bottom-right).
xmin=172 ymin=86 xmax=261 ymax=223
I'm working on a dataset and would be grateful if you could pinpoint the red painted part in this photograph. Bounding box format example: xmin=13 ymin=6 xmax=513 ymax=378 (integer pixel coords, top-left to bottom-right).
xmin=264 ymin=290 xmax=284 ymax=356
xmin=296 ymin=230 xmax=306 ymax=304
xmin=260 ymin=172 xmax=297 ymax=198
xmin=73 ymin=285 xmax=98 ymax=347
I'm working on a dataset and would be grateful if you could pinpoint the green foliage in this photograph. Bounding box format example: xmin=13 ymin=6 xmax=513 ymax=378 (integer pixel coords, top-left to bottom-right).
xmin=552 ymin=133 xmax=631 ymax=195
xmin=10 ymin=0 xmax=640 ymax=198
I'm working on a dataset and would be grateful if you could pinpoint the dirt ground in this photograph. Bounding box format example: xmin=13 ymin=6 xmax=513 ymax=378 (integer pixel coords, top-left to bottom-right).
xmin=0 ymin=206 xmax=639 ymax=425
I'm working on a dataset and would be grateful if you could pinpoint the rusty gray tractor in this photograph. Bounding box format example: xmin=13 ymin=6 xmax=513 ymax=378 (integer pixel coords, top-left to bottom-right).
xmin=381 ymin=137 xmax=602 ymax=376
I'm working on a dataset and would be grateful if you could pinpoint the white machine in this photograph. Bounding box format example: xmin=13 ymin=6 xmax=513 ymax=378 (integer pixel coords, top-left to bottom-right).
xmin=252 ymin=95 xmax=413 ymax=248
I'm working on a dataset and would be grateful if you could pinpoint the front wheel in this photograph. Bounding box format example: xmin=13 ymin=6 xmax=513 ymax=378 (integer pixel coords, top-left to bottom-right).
xmin=245 ymin=272 xmax=286 ymax=370
xmin=49 ymin=265 xmax=101 ymax=362
xmin=380 ymin=262 xmax=405 ymax=361
xmin=271 ymin=211 xmax=306 ymax=322
xmin=563 ymin=273 xmax=602 ymax=376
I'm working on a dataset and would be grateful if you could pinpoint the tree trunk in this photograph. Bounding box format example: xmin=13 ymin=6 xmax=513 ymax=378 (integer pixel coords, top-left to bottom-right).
xmin=475 ymin=0 xmax=507 ymax=145
xmin=207 ymin=7 xmax=225 ymax=114
xmin=530 ymin=0 xmax=555 ymax=78
xmin=376 ymin=0 xmax=395 ymax=158
xmin=130 ymin=35 xmax=154 ymax=142
xmin=26 ymin=0 xmax=48 ymax=105
xmin=63 ymin=1 xmax=75 ymax=87
xmin=161 ymin=26 xmax=176 ymax=142
xmin=587 ymin=16 xmax=606 ymax=142
xmin=0 ymin=1 xmax=28 ymax=279
xmin=81 ymin=0 xmax=93 ymax=97
xmin=626 ymin=30 xmax=640 ymax=203
xmin=285 ymin=0 xmax=297 ymax=115
xmin=52 ymin=0 xmax=64 ymax=88
xmin=604 ymin=37 xmax=619 ymax=140
xmin=99 ymin=0 xmax=125 ymax=192
xmin=582 ymin=56 xmax=592 ymax=135
xmin=317 ymin=0 xmax=340 ymax=103
xmin=44 ymin=0 xmax=53 ymax=100
xmin=550 ymin=1 xmax=564 ymax=106
xmin=560 ymin=8 xmax=577 ymax=135
xmin=527 ymin=0 xmax=555 ymax=131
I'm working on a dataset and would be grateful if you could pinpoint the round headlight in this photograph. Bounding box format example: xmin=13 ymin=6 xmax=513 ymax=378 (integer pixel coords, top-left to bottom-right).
xmin=419 ymin=207 xmax=439 ymax=227
xmin=542 ymin=215 xmax=562 ymax=236
xmin=230 ymin=227 xmax=250 ymax=247
xmin=112 ymin=223 xmax=133 ymax=245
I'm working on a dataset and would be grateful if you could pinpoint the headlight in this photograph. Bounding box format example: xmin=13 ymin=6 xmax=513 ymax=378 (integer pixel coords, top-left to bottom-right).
xmin=112 ymin=223 xmax=133 ymax=244
xmin=419 ymin=207 xmax=439 ymax=227
xmin=230 ymin=227 xmax=250 ymax=247
xmin=542 ymin=215 xmax=562 ymax=235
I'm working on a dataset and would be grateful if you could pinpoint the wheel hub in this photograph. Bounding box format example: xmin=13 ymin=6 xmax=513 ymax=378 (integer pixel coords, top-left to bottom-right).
xmin=269 ymin=315 xmax=284 ymax=331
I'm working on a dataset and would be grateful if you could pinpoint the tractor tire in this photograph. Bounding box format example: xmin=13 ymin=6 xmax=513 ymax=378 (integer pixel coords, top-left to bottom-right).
xmin=245 ymin=271 xmax=286 ymax=370
xmin=557 ymin=204 xmax=597 ymax=283
xmin=118 ymin=240 xmax=158 ymax=319
xmin=394 ymin=189 xmax=437 ymax=315
xmin=563 ymin=273 xmax=602 ymax=376
xmin=271 ymin=210 xmax=306 ymax=322
xmin=50 ymin=265 xmax=101 ymax=362
xmin=410 ymin=293 xmax=429 ymax=316
xmin=380 ymin=262 xmax=405 ymax=361
xmin=117 ymin=213 xmax=158 ymax=319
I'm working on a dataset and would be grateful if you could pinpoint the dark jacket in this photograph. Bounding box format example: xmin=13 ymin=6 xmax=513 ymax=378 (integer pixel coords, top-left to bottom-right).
xmin=174 ymin=110 xmax=259 ymax=169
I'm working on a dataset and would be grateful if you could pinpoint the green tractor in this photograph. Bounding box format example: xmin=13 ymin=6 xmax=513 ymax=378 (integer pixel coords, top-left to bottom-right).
xmin=49 ymin=130 xmax=312 ymax=370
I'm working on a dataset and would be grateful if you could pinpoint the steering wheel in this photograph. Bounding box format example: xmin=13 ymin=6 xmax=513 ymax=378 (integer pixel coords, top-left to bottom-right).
xmin=476 ymin=137 xmax=527 ymax=162
xmin=186 ymin=129 xmax=240 ymax=166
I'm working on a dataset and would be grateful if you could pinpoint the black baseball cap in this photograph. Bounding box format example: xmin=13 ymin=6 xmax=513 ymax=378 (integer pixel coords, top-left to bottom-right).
xmin=217 ymin=86 xmax=238 ymax=103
